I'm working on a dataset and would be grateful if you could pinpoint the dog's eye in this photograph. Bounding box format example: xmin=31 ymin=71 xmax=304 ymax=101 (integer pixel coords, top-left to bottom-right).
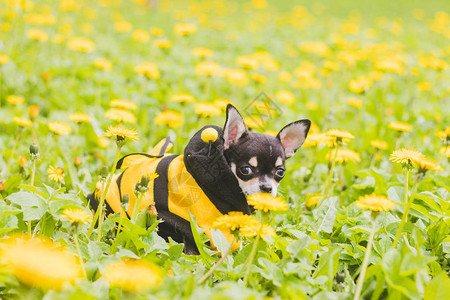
xmin=239 ymin=166 xmax=253 ymax=176
xmin=275 ymin=168 xmax=285 ymax=178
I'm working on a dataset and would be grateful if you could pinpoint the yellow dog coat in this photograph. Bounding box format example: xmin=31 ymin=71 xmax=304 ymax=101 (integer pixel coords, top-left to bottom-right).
xmin=89 ymin=125 xmax=251 ymax=254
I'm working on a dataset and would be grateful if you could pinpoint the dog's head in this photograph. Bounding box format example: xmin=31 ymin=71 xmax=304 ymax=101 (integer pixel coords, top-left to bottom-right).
xmin=223 ymin=105 xmax=311 ymax=196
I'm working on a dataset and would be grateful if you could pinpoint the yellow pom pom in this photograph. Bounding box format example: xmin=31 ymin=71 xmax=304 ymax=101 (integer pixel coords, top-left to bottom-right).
xmin=201 ymin=128 xmax=218 ymax=143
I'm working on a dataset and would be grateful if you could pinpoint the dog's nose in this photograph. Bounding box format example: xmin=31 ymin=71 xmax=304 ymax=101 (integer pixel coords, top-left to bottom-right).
xmin=260 ymin=184 xmax=272 ymax=193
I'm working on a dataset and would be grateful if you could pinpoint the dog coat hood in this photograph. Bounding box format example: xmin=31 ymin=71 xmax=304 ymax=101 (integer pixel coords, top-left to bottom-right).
xmin=90 ymin=125 xmax=250 ymax=253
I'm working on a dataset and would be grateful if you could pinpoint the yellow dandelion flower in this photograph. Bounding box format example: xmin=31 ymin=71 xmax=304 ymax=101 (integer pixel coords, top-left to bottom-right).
xmin=237 ymin=56 xmax=259 ymax=69
xmin=48 ymin=121 xmax=72 ymax=135
xmin=132 ymin=29 xmax=150 ymax=42
xmin=48 ymin=166 xmax=64 ymax=183
xmin=243 ymin=116 xmax=262 ymax=129
xmin=325 ymin=129 xmax=354 ymax=146
xmin=370 ymin=140 xmax=389 ymax=150
xmin=388 ymin=121 xmax=412 ymax=132
xmin=67 ymin=37 xmax=95 ymax=52
xmin=105 ymin=109 xmax=136 ymax=123
xmin=414 ymin=156 xmax=442 ymax=172
xmin=150 ymin=27 xmax=164 ymax=36
xmin=247 ymin=193 xmax=288 ymax=212
xmin=214 ymin=99 xmax=233 ymax=110
xmin=171 ymin=93 xmax=194 ymax=103
xmin=251 ymin=72 xmax=267 ymax=83
xmin=303 ymin=133 xmax=329 ymax=148
xmin=347 ymin=97 xmax=363 ymax=109
xmin=174 ymin=23 xmax=197 ymax=36
xmin=98 ymin=136 xmax=110 ymax=148
xmin=355 ymin=194 xmax=396 ymax=212
xmin=109 ymin=99 xmax=137 ymax=111
xmin=25 ymin=13 xmax=56 ymax=25
xmin=440 ymin=146 xmax=450 ymax=158
xmin=94 ymin=58 xmax=112 ymax=70
xmin=13 ymin=116 xmax=32 ymax=127
xmin=60 ymin=209 xmax=91 ymax=224
xmin=278 ymin=71 xmax=292 ymax=82
xmin=276 ymin=90 xmax=295 ymax=105
xmin=299 ymin=41 xmax=331 ymax=57
xmin=134 ymin=62 xmax=160 ymax=79
xmin=195 ymin=61 xmax=220 ymax=76
xmin=305 ymin=193 xmax=322 ymax=207
xmin=240 ymin=223 xmax=276 ymax=242
xmin=326 ymin=148 xmax=361 ymax=164
xmin=26 ymin=28 xmax=48 ymax=41
xmin=436 ymin=127 xmax=450 ymax=140
xmin=349 ymin=76 xmax=371 ymax=93
xmin=102 ymin=259 xmax=162 ymax=293
xmin=213 ymin=212 xmax=259 ymax=232
xmin=104 ymin=126 xmax=139 ymax=142
xmin=193 ymin=47 xmax=213 ymax=58
xmin=264 ymin=130 xmax=277 ymax=136
xmin=225 ymin=69 xmax=249 ymax=86
xmin=7 ymin=95 xmax=24 ymax=105
xmin=417 ymin=81 xmax=431 ymax=91
xmin=0 ymin=53 xmax=10 ymax=65
xmin=195 ymin=102 xmax=221 ymax=117
xmin=69 ymin=113 xmax=91 ymax=123
xmin=0 ymin=235 xmax=83 ymax=290
xmin=154 ymin=111 xmax=182 ymax=128
xmin=115 ymin=20 xmax=132 ymax=32
xmin=389 ymin=148 xmax=424 ymax=167
xmin=153 ymin=39 xmax=171 ymax=49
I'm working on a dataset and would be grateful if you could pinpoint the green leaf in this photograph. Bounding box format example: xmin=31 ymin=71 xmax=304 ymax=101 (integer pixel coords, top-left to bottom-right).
xmin=258 ymin=257 xmax=283 ymax=287
xmin=211 ymin=228 xmax=231 ymax=256
xmin=310 ymin=196 xmax=338 ymax=233
xmin=286 ymin=235 xmax=310 ymax=259
xmin=313 ymin=246 xmax=340 ymax=285
xmin=424 ymin=272 xmax=450 ymax=300
xmin=399 ymin=252 xmax=435 ymax=276
xmin=188 ymin=211 xmax=214 ymax=264
xmin=365 ymin=265 xmax=385 ymax=300
xmin=4 ymin=175 xmax=22 ymax=194
xmin=6 ymin=191 xmax=48 ymax=221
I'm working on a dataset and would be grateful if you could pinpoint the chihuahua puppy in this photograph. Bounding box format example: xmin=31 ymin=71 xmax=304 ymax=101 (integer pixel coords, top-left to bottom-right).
xmin=89 ymin=104 xmax=310 ymax=254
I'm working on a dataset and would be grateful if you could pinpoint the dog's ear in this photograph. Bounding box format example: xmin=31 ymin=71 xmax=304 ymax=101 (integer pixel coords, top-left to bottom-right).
xmin=223 ymin=104 xmax=248 ymax=149
xmin=277 ymin=120 xmax=311 ymax=158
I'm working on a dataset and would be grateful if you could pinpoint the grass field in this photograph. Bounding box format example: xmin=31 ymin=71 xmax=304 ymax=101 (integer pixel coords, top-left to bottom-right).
xmin=0 ymin=0 xmax=449 ymax=299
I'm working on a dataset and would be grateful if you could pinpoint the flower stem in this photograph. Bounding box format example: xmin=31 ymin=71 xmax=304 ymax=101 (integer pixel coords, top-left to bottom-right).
xmin=393 ymin=168 xmax=410 ymax=248
xmin=28 ymin=159 xmax=37 ymax=236
xmin=243 ymin=226 xmax=262 ymax=286
xmin=353 ymin=218 xmax=376 ymax=300
xmin=111 ymin=211 xmax=125 ymax=254
xmin=198 ymin=238 xmax=235 ymax=284
xmin=130 ymin=193 xmax=144 ymax=223
xmin=322 ymin=143 xmax=340 ymax=199
xmin=87 ymin=145 xmax=122 ymax=239
xmin=74 ymin=233 xmax=87 ymax=278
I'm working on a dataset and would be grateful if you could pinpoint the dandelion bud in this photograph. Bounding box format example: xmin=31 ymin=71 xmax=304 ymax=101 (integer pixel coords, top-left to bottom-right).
xmin=29 ymin=105 xmax=39 ymax=119
xmin=30 ymin=143 xmax=39 ymax=160
xmin=122 ymin=194 xmax=130 ymax=211
xmin=74 ymin=157 xmax=81 ymax=167
xmin=134 ymin=175 xmax=150 ymax=195
xmin=99 ymin=166 xmax=109 ymax=179
xmin=148 ymin=204 xmax=158 ymax=216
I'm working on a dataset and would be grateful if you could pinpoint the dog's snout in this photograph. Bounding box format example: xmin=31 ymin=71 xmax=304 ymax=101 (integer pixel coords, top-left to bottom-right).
xmin=260 ymin=184 xmax=272 ymax=193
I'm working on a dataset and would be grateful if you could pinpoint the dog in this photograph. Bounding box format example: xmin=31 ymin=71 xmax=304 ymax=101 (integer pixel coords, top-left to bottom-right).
xmin=88 ymin=104 xmax=310 ymax=254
